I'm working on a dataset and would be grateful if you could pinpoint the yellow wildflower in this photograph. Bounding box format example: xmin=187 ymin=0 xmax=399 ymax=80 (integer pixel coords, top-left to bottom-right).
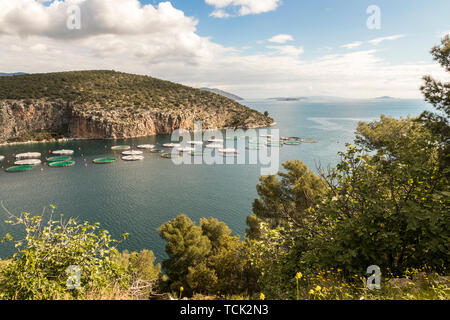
xmin=315 ymin=286 xmax=322 ymax=292
xmin=309 ymin=289 xmax=315 ymax=295
xmin=296 ymin=272 xmax=303 ymax=280
xmin=260 ymin=293 xmax=265 ymax=300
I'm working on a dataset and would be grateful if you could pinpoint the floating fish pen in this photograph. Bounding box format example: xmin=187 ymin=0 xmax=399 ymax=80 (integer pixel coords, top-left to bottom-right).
xmin=246 ymin=146 xmax=263 ymax=150
xmin=0 ymin=156 xmax=4 ymax=162
xmin=300 ymin=139 xmax=318 ymax=143
xmin=93 ymin=157 xmax=117 ymax=164
xmin=111 ymin=145 xmax=131 ymax=151
xmin=284 ymin=141 xmax=301 ymax=146
xmin=52 ymin=149 xmax=74 ymax=156
xmin=122 ymin=155 xmax=144 ymax=161
xmin=266 ymin=142 xmax=283 ymax=147
xmin=122 ymin=150 xmax=144 ymax=156
xmin=137 ymin=144 xmax=156 ymax=150
xmin=163 ymin=143 xmax=181 ymax=148
xmin=219 ymin=148 xmax=239 ymax=154
xmin=161 ymin=153 xmax=180 ymax=159
xmin=205 ymin=143 xmax=223 ymax=149
xmin=190 ymin=151 xmax=205 ymax=156
xmin=149 ymin=149 xmax=164 ymax=153
xmin=14 ymin=159 xmax=42 ymax=166
xmin=16 ymin=152 xmax=41 ymax=159
xmin=6 ymin=165 xmax=34 ymax=173
xmin=47 ymin=155 xmax=72 ymax=162
xmin=49 ymin=160 xmax=75 ymax=167
xmin=187 ymin=141 xmax=204 ymax=145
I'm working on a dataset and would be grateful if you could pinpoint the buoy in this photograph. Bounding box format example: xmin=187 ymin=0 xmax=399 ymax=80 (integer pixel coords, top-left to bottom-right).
xmin=52 ymin=149 xmax=74 ymax=156
xmin=122 ymin=150 xmax=144 ymax=156
xmin=122 ymin=155 xmax=144 ymax=161
xmin=16 ymin=152 xmax=41 ymax=159
xmin=111 ymin=145 xmax=131 ymax=151
xmin=14 ymin=159 xmax=42 ymax=166
xmin=93 ymin=157 xmax=117 ymax=164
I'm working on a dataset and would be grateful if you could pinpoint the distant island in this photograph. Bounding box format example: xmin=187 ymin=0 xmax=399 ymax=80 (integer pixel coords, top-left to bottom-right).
xmin=374 ymin=96 xmax=396 ymax=100
xmin=268 ymin=97 xmax=307 ymax=102
xmin=201 ymin=88 xmax=244 ymax=101
xmin=0 ymin=71 xmax=274 ymax=143
xmin=0 ymin=72 xmax=27 ymax=77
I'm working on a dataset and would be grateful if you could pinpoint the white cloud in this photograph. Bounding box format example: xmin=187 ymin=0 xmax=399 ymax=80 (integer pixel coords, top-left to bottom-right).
xmin=205 ymin=0 xmax=282 ymax=17
xmin=341 ymin=41 xmax=362 ymax=49
xmin=0 ymin=1 xmax=446 ymax=100
xmin=368 ymin=34 xmax=405 ymax=45
xmin=267 ymin=45 xmax=304 ymax=57
xmin=268 ymin=34 xmax=294 ymax=44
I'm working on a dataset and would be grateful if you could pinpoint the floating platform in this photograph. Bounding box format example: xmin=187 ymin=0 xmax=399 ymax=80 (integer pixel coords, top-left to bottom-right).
xmin=6 ymin=165 xmax=34 ymax=172
xmin=161 ymin=153 xmax=180 ymax=159
xmin=122 ymin=155 xmax=144 ymax=161
xmin=93 ymin=157 xmax=117 ymax=164
xmin=122 ymin=150 xmax=144 ymax=156
xmin=137 ymin=144 xmax=156 ymax=149
xmin=177 ymin=147 xmax=195 ymax=153
xmin=205 ymin=143 xmax=223 ymax=149
xmin=16 ymin=152 xmax=41 ymax=159
xmin=219 ymin=148 xmax=238 ymax=154
xmin=47 ymin=156 xmax=72 ymax=162
xmin=190 ymin=151 xmax=205 ymax=156
xmin=111 ymin=145 xmax=131 ymax=151
xmin=52 ymin=149 xmax=74 ymax=156
xmin=266 ymin=142 xmax=283 ymax=147
xmin=149 ymin=149 xmax=164 ymax=153
xmin=187 ymin=141 xmax=204 ymax=145
xmin=49 ymin=160 xmax=75 ymax=167
xmin=163 ymin=143 xmax=181 ymax=148
xmin=284 ymin=141 xmax=301 ymax=146
xmin=14 ymin=159 xmax=42 ymax=166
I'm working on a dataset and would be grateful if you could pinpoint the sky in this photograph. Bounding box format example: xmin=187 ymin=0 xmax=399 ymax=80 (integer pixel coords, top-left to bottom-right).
xmin=0 ymin=0 xmax=449 ymax=99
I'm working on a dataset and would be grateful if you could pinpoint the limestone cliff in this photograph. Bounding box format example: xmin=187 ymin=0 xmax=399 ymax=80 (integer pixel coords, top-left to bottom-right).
xmin=0 ymin=71 xmax=274 ymax=143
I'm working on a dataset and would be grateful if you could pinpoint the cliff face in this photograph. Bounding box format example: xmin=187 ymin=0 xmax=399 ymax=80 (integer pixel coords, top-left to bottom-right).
xmin=0 ymin=71 xmax=274 ymax=143
xmin=0 ymin=100 xmax=273 ymax=142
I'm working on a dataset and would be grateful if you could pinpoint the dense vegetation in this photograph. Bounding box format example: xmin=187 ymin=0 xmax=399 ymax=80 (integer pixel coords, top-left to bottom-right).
xmin=0 ymin=70 xmax=269 ymax=121
xmin=0 ymin=39 xmax=448 ymax=300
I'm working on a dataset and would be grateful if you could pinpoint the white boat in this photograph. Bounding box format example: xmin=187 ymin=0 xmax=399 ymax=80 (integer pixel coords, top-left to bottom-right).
xmin=16 ymin=152 xmax=41 ymax=159
xmin=207 ymin=138 xmax=224 ymax=143
xmin=0 ymin=155 xmax=4 ymax=161
xmin=205 ymin=143 xmax=223 ymax=149
xmin=163 ymin=143 xmax=181 ymax=148
xmin=52 ymin=149 xmax=74 ymax=155
xmin=122 ymin=150 xmax=144 ymax=156
xmin=122 ymin=155 xmax=144 ymax=161
xmin=187 ymin=141 xmax=204 ymax=145
xmin=137 ymin=144 xmax=155 ymax=149
xmin=14 ymin=159 xmax=42 ymax=166
xmin=177 ymin=147 xmax=195 ymax=153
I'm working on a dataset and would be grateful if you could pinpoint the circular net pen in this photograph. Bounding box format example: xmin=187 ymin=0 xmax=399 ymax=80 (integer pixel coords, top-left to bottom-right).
xmin=93 ymin=157 xmax=117 ymax=164
xmin=49 ymin=160 xmax=76 ymax=167
xmin=47 ymin=156 xmax=72 ymax=162
xmin=6 ymin=165 xmax=34 ymax=173
xmin=111 ymin=145 xmax=131 ymax=151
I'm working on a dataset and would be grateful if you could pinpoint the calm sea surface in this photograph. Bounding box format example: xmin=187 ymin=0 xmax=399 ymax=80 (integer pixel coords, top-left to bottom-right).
xmin=0 ymin=99 xmax=430 ymax=261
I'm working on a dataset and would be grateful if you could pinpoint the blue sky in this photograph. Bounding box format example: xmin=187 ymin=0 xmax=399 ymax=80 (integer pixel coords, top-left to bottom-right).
xmin=0 ymin=0 xmax=449 ymax=98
